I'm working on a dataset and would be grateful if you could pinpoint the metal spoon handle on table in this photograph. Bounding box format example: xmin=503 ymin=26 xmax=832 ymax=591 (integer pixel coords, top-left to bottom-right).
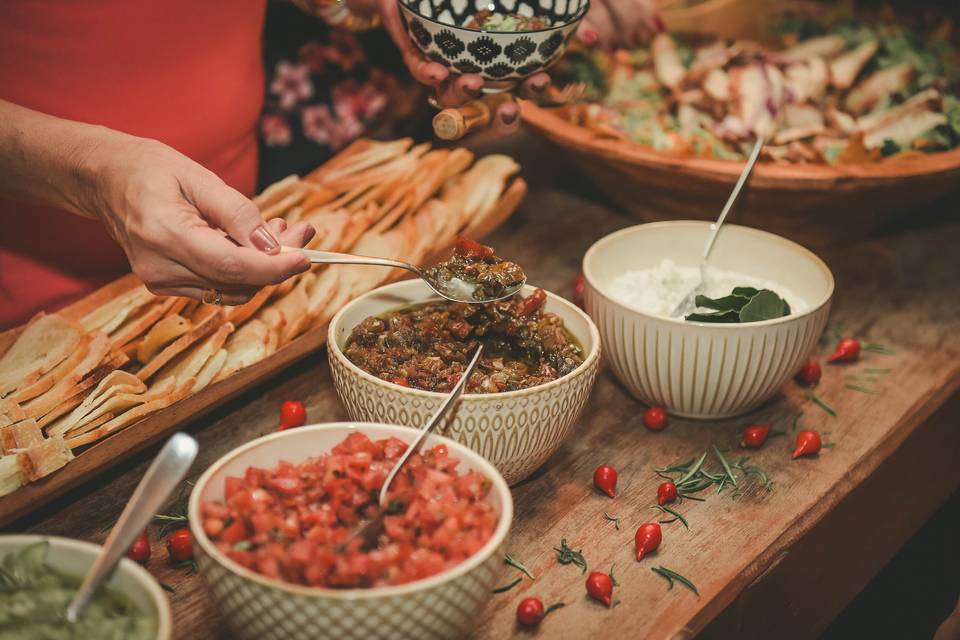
xmin=432 ymin=93 xmax=516 ymax=141
xmin=377 ymin=344 xmax=484 ymax=506
xmin=66 ymin=433 xmax=199 ymax=623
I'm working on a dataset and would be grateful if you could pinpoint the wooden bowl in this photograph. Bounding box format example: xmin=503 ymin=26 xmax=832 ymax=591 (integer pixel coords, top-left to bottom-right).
xmin=520 ymin=0 xmax=960 ymax=247
xmin=520 ymin=101 xmax=960 ymax=248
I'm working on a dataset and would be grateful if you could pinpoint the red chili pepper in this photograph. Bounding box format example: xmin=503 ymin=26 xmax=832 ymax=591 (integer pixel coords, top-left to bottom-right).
xmin=741 ymin=424 xmax=772 ymax=448
xmin=573 ymin=273 xmax=586 ymax=308
xmin=585 ymin=571 xmax=614 ymax=607
xmin=278 ymin=400 xmax=307 ymax=431
xmin=794 ymin=358 xmax=822 ymax=386
xmin=657 ymin=482 xmax=677 ymax=505
xmin=127 ymin=530 xmax=150 ymax=565
xmin=828 ymin=338 xmax=861 ymax=364
xmin=166 ymin=528 xmax=194 ymax=563
xmin=593 ymin=465 xmax=618 ymax=498
xmin=634 ymin=523 xmax=662 ymax=561
xmin=643 ymin=406 xmax=668 ymax=431
xmin=792 ymin=430 xmax=822 ymax=459
xmin=516 ymin=597 xmax=545 ymax=626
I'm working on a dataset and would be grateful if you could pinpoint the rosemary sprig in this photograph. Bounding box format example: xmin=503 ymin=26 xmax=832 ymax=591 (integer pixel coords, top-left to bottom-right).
xmin=676 ymin=452 xmax=707 ymax=486
xmin=733 ymin=459 xmax=775 ymax=491
xmin=491 ymin=577 xmax=522 ymax=593
xmin=504 ymin=554 xmax=535 ymax=580
xmin=791 ymin=411 xmax=803 ymax=433
xmin=544 ymin=603 xmax=566 ymax=616
xmin=172 ymin=559 xmax=198 ymax=574
xmin=678 ymin=492 xmax=706 ymax=502
xmin=863 ymin=343 xmax=895 ymax=355
xmin=603 ymin=511 xmax=621 ymax=530
xmin=864 ymin=367 xmax=891 ymax=374
xmin=555 ymin=539 xmax=587 ymax=574
xmin=652 ymin=504 xmax=689 ymax=529
xmin=154 ymin=481 xmax=194 ymax=536
xmin=609 ymin=564 xmax=619 ymax=587
xmin=651 ymin=566 xmax=699 ymax=595
xmin=159 ymin=582 xmax=175 ymax=594
xmin=655 ymin=458 xmax=695 ymax=474
xmin=808 ymin=393 xmax=837 ymax=417
xmin=712 ymin=446 xmax=738 ymax=487
xmin=846 ymin=384 xmax=881 ymax=395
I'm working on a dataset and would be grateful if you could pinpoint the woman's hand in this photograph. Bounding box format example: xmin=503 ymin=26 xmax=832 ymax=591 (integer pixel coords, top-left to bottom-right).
xmin=376 ymin=0 xmax=550 ymax=135
xmin=578 ymin=0 xmax=664 ymax=49
xmin=80 ymin=135 xmax=314 ymax=305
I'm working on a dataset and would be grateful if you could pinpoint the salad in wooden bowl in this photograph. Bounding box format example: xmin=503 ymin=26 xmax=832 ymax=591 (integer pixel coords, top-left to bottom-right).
xmin=522 ymin=6 xmax=960 ymax=247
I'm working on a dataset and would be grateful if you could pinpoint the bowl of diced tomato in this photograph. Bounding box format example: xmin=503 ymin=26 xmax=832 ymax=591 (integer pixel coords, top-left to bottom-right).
xmin=188 ymin=422 xmax=512 ymax=640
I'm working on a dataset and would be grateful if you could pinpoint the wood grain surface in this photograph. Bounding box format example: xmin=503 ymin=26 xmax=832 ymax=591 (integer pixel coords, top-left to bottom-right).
xmin=11 ymin=135 xmax=960 ymax=639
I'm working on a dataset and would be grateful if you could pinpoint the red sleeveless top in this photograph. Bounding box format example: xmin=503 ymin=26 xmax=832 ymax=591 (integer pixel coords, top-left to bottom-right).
xmin=0 ymin=1 xmax=266 ymax=329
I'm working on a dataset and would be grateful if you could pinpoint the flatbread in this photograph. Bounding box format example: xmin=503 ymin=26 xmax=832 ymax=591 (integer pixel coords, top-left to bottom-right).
xmin=305 ymin=267 xmax=340 ymax=319
xmin=303 ymin=209 xmax=351 ymax=252
xmin=0 ymin=419 xmax=43 ymax=453
xmin=34 ymin=354 xmax=128 ymax=430
xmin=19 ymin=435 xmax=74 ymax=481
xmin=195 ymin=348 xmax=228 ymax=391
xmin=272 ymin=273 xmax=315 ymax=346
xmin=0 ymin=455 xmax=24 ymax=497
xmin=22 ymin=332 xmax=111 ymax=421
xmin=215 ymin=320 xmax=271 ymax=382
xmin=0 ymin=313 xmax=84 ymax=398
xmin=10 ymin=333 xmax=91 ymax=404
xmin=151 ymin=322 xmax=234 ymax=394
xmin=80 ymin=285 xmax=153 ymax=334
xmin=109 ymin=297 xmax=176 ymax=351
xmin=46 ymin=371 xmax=146 ymax=439
xmin=254 ymin=174 xmax=300 ymax=210
xmin=66 ymin=386 xmax=191 ymax=450
xmin=137 ymin=314 xmax=192 ymax=364
xmin=226 ymin=286 xmax=274 ymax=327
xmin=137 ymin=311 xmax=223 ymax=381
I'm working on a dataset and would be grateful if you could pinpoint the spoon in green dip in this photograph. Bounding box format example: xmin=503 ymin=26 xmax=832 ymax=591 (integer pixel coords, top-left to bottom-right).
xmin=65 ymin=433 xmax=198 ymax=624
xmin=283 ymin=236 xmax=526 ymax=304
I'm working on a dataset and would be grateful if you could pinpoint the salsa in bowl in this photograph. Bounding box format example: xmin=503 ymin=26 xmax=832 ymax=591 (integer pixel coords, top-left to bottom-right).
xmin=328 ymin=280 xmax=601 ymax=485
xmin=188 ymin=423 xmax=512 ymax=640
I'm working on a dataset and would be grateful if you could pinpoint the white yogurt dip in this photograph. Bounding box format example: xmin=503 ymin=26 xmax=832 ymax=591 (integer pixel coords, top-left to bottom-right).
xmin=608 ymin=259 xmax=807 ymax=318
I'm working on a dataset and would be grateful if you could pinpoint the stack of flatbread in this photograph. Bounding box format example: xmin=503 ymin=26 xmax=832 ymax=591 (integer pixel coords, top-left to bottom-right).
xmin=0 ymin=138 xmax=523 ymax=497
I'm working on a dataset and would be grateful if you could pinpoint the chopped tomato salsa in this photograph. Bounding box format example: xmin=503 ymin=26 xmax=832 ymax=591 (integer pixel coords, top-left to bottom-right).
xmin=201 ymin=433 xmax=498 ymax=589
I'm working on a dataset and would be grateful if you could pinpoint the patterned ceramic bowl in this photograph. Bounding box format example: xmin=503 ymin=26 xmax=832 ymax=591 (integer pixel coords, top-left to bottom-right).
xmin=328 ymin=280 xmax=601 ymax=485
xmin=583 ymin=222 xmax=834 ymax=419
xmin=188 ymin=423 xmax=513 ymax=640
xmin=0 ymin=535 xmax=172 ymax=640
xmin=397 ymin=0 xmax=589 ymax=90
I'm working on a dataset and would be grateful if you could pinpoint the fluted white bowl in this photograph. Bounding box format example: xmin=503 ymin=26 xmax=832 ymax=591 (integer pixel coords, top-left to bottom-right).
xmin=328 ymin=280 xmax=601 ymax=485
xmin=189 ymin=422 xmax=512 ymax=640
xmin=583 ymin=222 xmax=833 ymax=419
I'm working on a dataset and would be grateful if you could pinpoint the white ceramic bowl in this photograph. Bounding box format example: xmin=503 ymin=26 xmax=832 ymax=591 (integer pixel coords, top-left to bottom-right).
xmin=0 ymin=534 xmax=172 ymax=639
xmin=583 ymin=221 xmax=834 ymax=419
xmin=327 ymin=280 xmax=601 ymax=485
xmin=188 ymin=422 xmax=513 ymax=640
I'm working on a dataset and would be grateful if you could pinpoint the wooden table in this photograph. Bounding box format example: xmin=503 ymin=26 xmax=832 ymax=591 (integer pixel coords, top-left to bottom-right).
xmin=13 ymin=135 xmax=960 ymax=639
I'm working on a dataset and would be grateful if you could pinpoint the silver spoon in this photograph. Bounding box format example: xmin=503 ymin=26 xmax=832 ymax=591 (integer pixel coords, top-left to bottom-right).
xmin=66 ymin=433 xmax=198 ymax=623
xmin=346 ymin=344 xmax=484 ymax=549
xmin=671 ymin=136 xmax=765 ymax=318
xmin=282 ymin=247 xmax=526 ymax=304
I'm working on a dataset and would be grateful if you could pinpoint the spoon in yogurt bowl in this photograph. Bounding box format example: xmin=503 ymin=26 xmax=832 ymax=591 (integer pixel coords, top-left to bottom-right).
xmin=671 ymin=136 xmax=765 ymax=318
xmin=284 ymin=236 xmax=526 ymax=304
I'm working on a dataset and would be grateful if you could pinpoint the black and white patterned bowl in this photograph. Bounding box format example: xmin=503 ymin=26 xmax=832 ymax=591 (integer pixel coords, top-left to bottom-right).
xmin=398 ymin=0 xmax=589 ymax=90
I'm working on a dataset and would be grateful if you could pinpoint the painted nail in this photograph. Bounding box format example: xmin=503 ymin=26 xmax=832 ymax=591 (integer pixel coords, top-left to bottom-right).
xmin=302 ymin=223 xmax=317 ymax=244
xmin=581 ymin=28 xmax=599 ymax=44
xmin=274 ymin=219 xmax=288 ymax=232
xmin=250 ymin=225 xmax=280 ymax=254
xmin=501 ymin=110 xmax=518 ymax=125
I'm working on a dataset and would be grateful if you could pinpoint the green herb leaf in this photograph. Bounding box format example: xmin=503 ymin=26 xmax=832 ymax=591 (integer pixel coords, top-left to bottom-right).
xmin=159 ymin=582 xmax=176 ymax=594
xmin=693 ymin=294 xmax=750 ymax=312
xmin=712 ymin=446 xmax=738 ymax=488
xmin=652 ymin=504 xmax=689 ymax=529
xmin=676 ymin=452 xmax=707 ymax=486
xmin=738 ymin=290 xmax=790 ymax=323
xmin=880 ymin=139 xmax=902 ymax=157
xmin=385 ymin=499 xmax=406 ymax=515
xmin=685 ymin=310 xmax=741 ymax=323
xmin=846 ymin=384 xmax=882 ymax=395
xmin=491 ymin=577 xmax=523 ymax=593
xmin=603 ymin=511 xmax=621 ymax=530
xmin=863 ymin=343 xmax=896 ymax=355
xmin=809 ymin=393 xmax=837 ymax=417
xmin=652 ymin=566 xmax=699 ymax=595
xmin=555 ymin=539 xmax=588 ymax=574
xmin=544 ymin=602 xmax=566 ymax=616
xmin=731 ymin=286 xmax=760 ymax=298
xmin=233 ymin=541 xmax=252 ymax=552
xmin=504 ymin=554 xmax=535 ymax=580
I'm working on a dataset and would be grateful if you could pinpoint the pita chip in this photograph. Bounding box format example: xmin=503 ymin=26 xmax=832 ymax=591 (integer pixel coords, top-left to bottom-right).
xmin=215 ymin=320 xmax=271 ymax=382
xmin=137 ymin=310 xmax=223 ymax=381
xmin=80 ymin=285 xmax=153 ymax=334
xmin=151 ymin=322 xmax=234 ymax=394
xmin=1 ymin=418 xmax=43 ymax=454
xmin=0 ymin=455 xmax=24 ymax=497
xmin=46 ymin=371 xmax=146 ymax=439
xmin=66 ymin=387 xmax=190 ymax=450
xmin=22 ymin=332 xmax=111 ymax=421
xmin=0 ymin=313 xmax=84 ymax=398
xmin=195 ymin=348 xmax=228 ymax=392
xmin=19 ymin=435 xmax=74 ymax=481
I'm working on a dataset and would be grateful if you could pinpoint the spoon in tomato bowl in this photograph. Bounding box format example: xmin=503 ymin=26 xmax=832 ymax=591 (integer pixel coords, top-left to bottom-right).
xmin=345 ymin=345 xmax=484 ymax=549
xmin=283 ymin=236 xmax=526 ymax=304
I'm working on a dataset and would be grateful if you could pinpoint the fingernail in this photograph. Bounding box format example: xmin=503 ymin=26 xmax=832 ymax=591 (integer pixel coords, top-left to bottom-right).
xmin=251 ymin=225 xmax=280 ymax=254
xmin=302 ymin=224 xmax=316 ymax=244
xmin=286 ymin=258 xmax=311 ymax=279
xmin=466 ymin=85 xmax=482 ymax=98
xmin=501 ymin=110 xmax=518 ymax=125
xmin=275 ymin=219 xmax=288 ymax=232
xmin=581 ymin=28 xmax=599 ymax=44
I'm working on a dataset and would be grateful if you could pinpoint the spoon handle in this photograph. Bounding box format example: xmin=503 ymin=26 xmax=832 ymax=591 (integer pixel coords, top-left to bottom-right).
xmin=377 ymin=345 xmax=484 ymax=507
xmin=701 ymin=135 xmax=765 ymax=262
xmin=282 ymin=246 xmax=417 ymax=273
xmin=66 ymin=433 xmax=198 ymax=623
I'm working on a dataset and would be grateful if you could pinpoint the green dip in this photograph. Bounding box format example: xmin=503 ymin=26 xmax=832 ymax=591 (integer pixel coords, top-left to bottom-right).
xmin=0 ymin=541 xmax=157 ymax=640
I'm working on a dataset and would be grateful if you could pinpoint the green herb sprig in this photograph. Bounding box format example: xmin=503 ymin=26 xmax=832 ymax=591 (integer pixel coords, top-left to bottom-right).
xmin=652 ymin=566 xmax=699 ymax=595
xmin=555 ymin=539 xmax=588 ymax=574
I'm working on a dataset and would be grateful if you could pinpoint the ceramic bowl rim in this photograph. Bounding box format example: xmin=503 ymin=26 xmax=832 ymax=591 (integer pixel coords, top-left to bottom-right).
xmin=0 ymin=534 xmax=172 ymax=640
xmin=397 ymin=0 xmax=590 ymax=35
xmin=328 ymin=279 xmax=601 ymax=400
xmin=582 ymin=221 xmax=835 ymax=329
xmin=188 ymin=422 xmax=513 ymax=600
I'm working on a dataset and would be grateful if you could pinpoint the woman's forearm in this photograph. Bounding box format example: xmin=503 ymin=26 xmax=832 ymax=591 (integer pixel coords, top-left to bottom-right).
xmin=0 ymin=99 xmax=125 ymax=218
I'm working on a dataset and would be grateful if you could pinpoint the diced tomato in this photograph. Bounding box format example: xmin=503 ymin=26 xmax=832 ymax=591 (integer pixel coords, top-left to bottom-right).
xmin=224 ymin=476 xmax=244 ymax=500
xmin=454 ymin=236 xmax=494 ymax=261
xmin=220 ymin=519 xmax=249 ymax=545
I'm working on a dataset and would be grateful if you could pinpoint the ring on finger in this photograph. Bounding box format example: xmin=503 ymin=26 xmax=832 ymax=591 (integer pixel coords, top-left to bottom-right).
xmin=201 ymin=288 xmax=224 ymax=306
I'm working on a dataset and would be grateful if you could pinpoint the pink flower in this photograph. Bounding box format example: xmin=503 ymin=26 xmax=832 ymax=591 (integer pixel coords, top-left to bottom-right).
xmin=301 ymin=104 xmax=363 ymax=150
xmin=298 ymin=43 xmax=327 ymax=74
xmin=260 ymin=114 xmax=292 ymax=147
xmin=331 ymin=80 xmax=387 ymax=123
xmin=319 ymin=31 xmax=365 ymax=72
xmin=270 ymin=62 xmax=314 ymax=110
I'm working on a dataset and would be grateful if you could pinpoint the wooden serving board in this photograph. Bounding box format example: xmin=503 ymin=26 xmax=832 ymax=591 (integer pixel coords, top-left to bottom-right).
xmin=0 ymin=178 xmax=527 ymax=527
